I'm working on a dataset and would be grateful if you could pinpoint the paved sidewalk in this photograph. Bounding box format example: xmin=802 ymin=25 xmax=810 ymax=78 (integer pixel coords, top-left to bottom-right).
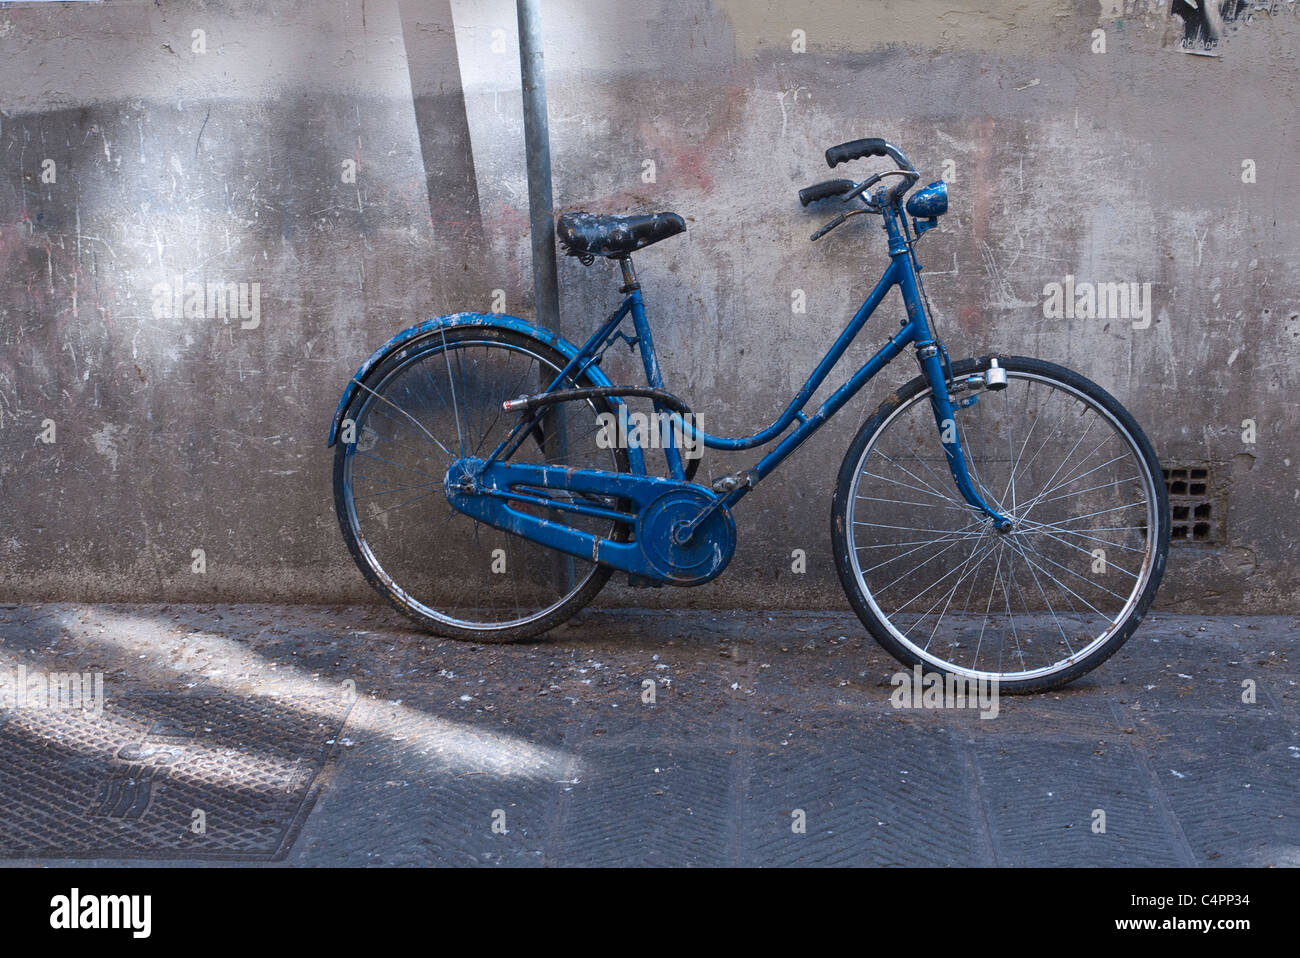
xmin=0 ymin=603 xmax=1295 ymax=866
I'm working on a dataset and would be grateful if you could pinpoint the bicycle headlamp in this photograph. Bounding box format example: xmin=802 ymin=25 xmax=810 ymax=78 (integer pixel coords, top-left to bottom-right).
xmin=905 ymin=180 xmax=948 ymax=219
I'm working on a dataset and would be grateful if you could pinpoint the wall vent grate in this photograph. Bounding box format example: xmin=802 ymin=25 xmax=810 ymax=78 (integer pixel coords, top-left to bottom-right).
xmin=1163 ymin=464 xmax=1222 ymax=545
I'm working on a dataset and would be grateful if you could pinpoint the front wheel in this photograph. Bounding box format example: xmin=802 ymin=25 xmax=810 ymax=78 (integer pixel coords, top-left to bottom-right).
xmin=832 ymin=356 xmax=1169 ymax=694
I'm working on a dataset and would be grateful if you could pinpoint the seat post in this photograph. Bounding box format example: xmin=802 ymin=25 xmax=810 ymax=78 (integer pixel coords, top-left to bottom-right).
xmin=618 ymin=256 xmax=639 ymax=294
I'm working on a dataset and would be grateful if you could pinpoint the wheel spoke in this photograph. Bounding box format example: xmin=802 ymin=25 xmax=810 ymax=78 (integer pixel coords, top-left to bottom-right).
xmin=348 ymin=376 xmax=455 ymax=461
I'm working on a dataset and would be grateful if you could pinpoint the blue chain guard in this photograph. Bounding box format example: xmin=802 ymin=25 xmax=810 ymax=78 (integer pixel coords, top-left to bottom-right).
xmin=445 ymin=458 xmax=736 ymax=586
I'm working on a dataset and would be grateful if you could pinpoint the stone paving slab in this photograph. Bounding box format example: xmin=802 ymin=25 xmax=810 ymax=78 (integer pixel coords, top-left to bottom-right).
xmin=0 ymin=604 xmax=1295 ymax=866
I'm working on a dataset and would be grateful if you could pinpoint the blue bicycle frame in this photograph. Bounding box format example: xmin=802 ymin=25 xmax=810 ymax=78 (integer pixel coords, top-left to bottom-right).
xmin=478 ymin=195 xmax=1010 ymax=532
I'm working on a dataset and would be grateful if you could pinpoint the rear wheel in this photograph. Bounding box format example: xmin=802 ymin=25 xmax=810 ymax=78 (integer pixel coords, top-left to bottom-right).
xmin=832 ymin=356 xmax=1169 ymax=693
xmin=333 ymin=325 xmax=628 ymax=642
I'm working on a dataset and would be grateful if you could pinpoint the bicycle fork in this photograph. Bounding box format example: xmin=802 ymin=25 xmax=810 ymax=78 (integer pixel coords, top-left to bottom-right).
xmin=916 ymin=344 xmax=1013 ymax=531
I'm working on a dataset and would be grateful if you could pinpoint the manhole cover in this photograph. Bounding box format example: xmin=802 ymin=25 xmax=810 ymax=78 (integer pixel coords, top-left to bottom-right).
xmin=0 ymin=686 xmax=352 ymax=860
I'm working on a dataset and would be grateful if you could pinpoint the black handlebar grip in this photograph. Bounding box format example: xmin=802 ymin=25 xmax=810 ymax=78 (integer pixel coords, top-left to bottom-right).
xmin=798 ymin=179 xmax=857 ymax=207
xmin=826 ymin=137 xmax=889 ymax=168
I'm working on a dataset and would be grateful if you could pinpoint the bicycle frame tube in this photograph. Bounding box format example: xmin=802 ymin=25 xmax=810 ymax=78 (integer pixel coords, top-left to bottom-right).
xmin=486 ymin=287 xmax=688 ymax=478
xmin=628 ymin=291 xmax=686 ymax=480
xmin=486 ymin=296 xmax=639 ymax=469
xmin=490 ymin=198 xmax=1008 ymax=526
xmin=536 ymin=266 xmax=904 ymax=457
xmin=725 ymin=204 xmax=1006 ymax=526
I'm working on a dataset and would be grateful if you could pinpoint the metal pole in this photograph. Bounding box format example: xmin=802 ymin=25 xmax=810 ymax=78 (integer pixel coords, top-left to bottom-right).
xmin=516 ymin=0 xmax=560 ymax=337
xmin=517 ymin=0 xmax=575 ymax=595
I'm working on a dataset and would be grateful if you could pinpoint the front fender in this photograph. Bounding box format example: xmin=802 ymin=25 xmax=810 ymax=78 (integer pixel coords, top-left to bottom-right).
xmin=327 ymin=312 xmax=614 ymax=446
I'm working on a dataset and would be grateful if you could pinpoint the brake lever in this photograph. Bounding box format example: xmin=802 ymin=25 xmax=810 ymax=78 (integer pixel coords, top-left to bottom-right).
xmin=809 ymin=170 xmax=913 ymax=240
xmin=810 ymin=214 xmax=847 ymax=241
xmin=811 ymin=207 xmax=871 ymax=241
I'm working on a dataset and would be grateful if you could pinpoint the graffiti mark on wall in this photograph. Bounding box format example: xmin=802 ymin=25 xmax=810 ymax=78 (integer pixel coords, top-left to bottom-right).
xmin=1099 ymin=0 xmax=1296 ymax=57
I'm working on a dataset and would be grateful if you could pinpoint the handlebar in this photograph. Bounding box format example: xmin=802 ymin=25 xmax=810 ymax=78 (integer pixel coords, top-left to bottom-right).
xmin=799 ymin=166 xmax=921 ymax=241
xmin=825 ymin=137 xmax=913 ymax=172
xmin=822 ymin=136 xmax=917 ymax=203
xmin=798 ymin=179 xmax=858 ymax=207
xmin=800 ymin=138 xmax=922 ymax=241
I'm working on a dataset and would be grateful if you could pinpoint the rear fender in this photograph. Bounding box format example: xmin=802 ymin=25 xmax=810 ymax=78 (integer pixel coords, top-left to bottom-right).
xmin=326 ymin=312 xmax=642 ymax=471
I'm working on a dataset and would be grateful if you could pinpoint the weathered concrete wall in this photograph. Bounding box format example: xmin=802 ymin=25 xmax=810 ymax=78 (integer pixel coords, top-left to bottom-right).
xmin=0 ymin=0 xmax=1296 ymax=611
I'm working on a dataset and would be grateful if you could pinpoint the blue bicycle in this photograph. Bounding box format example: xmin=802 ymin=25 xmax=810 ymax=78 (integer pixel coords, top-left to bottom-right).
xmin=329 ymin=138 xmax=1170 ymax=692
